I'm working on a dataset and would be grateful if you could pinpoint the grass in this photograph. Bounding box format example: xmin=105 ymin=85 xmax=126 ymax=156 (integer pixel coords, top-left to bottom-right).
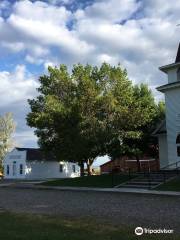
xmin=156 ymin=176 xmax=180 ymax=191
xmin=42 ymin=174 xmax=135 ymax=188
xmin=0 ymin=212 xmax=179 ymax=240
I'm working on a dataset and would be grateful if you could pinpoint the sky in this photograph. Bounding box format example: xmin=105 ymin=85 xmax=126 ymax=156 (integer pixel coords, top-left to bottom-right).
xmin=0 ymin=0 xmax=180 ymax=166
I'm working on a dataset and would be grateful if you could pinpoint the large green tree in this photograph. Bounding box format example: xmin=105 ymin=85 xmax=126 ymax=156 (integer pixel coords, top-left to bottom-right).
xmin=27 ymin=63 xmax=159 ymax=175
xmin=27 ymin=64 xmax=130 ymax=175
xmin=0 ymin=113 xmax=16 ymax=171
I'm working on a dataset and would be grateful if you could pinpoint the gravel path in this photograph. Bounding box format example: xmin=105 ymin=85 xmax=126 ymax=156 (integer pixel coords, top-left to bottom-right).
xmin=0 ymin=188 xmax=180 ymax=232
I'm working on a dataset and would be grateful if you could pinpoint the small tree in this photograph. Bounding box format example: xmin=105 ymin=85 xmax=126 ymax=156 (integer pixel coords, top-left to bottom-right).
xmin=0 ymin=113 xmax=16 ymax=171
xmin=109 ymin=84 xmax=165 ymax=171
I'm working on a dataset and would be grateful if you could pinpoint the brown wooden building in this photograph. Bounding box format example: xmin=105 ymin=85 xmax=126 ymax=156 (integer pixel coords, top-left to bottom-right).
xmin=100 ymin=156 xmax=159 ymax=174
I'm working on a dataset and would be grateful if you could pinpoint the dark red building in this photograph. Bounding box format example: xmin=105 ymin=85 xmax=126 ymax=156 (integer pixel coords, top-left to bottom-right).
xmin=100 ymin=156 xmax=159 ymax=174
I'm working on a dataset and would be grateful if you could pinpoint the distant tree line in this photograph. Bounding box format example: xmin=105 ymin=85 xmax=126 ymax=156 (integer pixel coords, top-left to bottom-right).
xmin=27 ymin=63 xmax=165 ymax=176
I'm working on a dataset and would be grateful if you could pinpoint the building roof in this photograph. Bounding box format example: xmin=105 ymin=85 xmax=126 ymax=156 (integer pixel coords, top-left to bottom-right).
xmin=100 ymin=159 xmax=114 ymax=167
xmin=152 ymin=120 xmax=167 ymax=136
xmin=159 ymin=43 xmax=180 ymax=73
xmin=100 ymin=155 xmax=153 ymax=167
xmin=175 ymin=43 xmax=180 ymax=63
xmin=15 ymin=148 xmax=56 ymax=161
xmin=157 ymin=81 xmax=180 ymax=92
xmin=159 ymin=62 xmax=180 ymax=73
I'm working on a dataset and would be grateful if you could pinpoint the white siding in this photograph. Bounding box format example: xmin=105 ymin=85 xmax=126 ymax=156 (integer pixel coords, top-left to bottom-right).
xmin=3 ymin=149 xmax=26 ymax=179
xmin=158 ymin=134 xmax=168 ymax=168
xmin=3 ymin=148 xmax=80 ymax=179
xmin=167 ymin=68 xmax=178 ymax=83
xmin=25 ymin=161 xmax=80 ymax=179
xmin=165 ymin=88 xmax=180 ymax=166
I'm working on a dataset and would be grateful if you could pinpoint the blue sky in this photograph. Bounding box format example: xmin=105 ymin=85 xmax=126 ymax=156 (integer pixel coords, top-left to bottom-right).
xmin=0 ymin=0 xmax=180 ymax=166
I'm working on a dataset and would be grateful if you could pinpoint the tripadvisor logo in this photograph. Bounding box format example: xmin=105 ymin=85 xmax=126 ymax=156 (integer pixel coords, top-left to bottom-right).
xmin=135 ymin=227 xmax=174 ymax=235
xmin=135 ymin=227 xmax=143 ymax=235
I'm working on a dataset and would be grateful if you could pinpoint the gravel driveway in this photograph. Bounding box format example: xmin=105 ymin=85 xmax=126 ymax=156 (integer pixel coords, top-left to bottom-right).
xmin=0 ymin=188 xmax=180 ymax=232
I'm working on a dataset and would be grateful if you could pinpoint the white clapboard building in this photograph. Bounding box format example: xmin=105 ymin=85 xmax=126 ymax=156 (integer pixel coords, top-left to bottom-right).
xmin=3 ymin=148 xmax=80 ymax=179
xmin=154 ymin=44 xmax=180 ymax=168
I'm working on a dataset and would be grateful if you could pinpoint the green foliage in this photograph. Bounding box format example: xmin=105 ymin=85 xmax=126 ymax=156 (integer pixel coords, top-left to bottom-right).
xmin=27 ymin=63 xmax=163 ymax=171
xmin=119 ymin=85 xmax=165 ymax=159
xmin=27 ymin=64 xmax=131 ymax=166
xmin=0 ymin=113 xmax=16 ymax=169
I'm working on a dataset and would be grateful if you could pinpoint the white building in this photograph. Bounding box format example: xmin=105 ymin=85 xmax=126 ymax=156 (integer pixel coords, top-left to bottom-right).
xmin=3 ymin=148 xmax=80 ymax=179
xmin=155 ymin=44 xmax=180 ymax=168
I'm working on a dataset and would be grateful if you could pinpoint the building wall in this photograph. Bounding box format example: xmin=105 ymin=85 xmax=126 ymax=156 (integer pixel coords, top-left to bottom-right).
xmin=165 ymin=88 xmax=180 ymax=166
xmin=26 ymin=161 xmax=80 ymax=179
xmin=3 ymin=149 xmax=80 ymax=179
xmin=100 ymin=157 xmax=159 ymax=174
xmin=167 ymin=68 xmax=178 ymax=84
xmin=158 ymin=134 xmax=168 ymax=168
xmin=3 ymin=148 xmax=26 ymax=179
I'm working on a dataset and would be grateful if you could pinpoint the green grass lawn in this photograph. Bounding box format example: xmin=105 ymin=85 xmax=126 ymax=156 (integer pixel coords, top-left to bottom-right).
xmin=156 ymin=176 xmax=180 ymax=191
xmin=0 ymin=212 xmax=179 ymax=240
xmin=42 ymin=174 xmax=135 ymax=188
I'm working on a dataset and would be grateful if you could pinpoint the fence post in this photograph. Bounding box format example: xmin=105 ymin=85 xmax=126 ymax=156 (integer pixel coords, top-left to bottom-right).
xmin=148 ymin=173 xmax=151 ymax=190
xmin=128 ymin=168 xmax=131 ymax=180
xmin=111 ymin=171 xmax=114 ymax=187
xmin=163 ymin=171 xmax=166 ymax=183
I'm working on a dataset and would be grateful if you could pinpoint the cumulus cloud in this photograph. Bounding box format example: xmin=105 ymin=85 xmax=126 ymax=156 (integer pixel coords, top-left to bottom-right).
xmin=0 ymin=0 xmax=180 ymax=148
xmin=0 ymin=64 xmax=39 ymax=146
xmin=0 ymin=64 xmax=38 ymax=107
xmin=76 ymin=0 xmax=140 ymax=23
xmin=4 ymin=0 xmax=93 ymax=61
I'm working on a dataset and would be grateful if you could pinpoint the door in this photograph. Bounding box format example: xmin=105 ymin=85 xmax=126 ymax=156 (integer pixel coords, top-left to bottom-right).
xmin=13 ymin=161 xmax=17 ymax=176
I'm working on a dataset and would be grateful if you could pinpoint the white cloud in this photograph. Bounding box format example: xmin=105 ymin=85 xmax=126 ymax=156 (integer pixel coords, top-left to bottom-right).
xmin=0 ymin=0 xmax=94 ymax=62
xmin=78 ymin=0 xmax=141 ymax=23
xmin=1 ymin=0 xmax=180 ymax=148
xmin=48 ymin=0 xmax=75 ymax=5
xmin=13 ymin=0 xmax=71 ymax=26
xmin=0 ymin=64 xmax=39 ymax=147
xmin=13 ymin=130 xmax=38 ymax=147
xmin=1 ymin=41 xmax=25 ymax=52
xmin=0 ymin=65 xmax=38 ymax=107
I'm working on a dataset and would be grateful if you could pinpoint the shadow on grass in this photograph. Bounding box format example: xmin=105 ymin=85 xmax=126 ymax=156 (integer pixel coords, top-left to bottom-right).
xmin=41 ymin=174 xmax=136 ymax=188
xmin=0 ymin=212 xmax=179 ymax=240
xmin=156 ymin=176 xmax=180 ymax=191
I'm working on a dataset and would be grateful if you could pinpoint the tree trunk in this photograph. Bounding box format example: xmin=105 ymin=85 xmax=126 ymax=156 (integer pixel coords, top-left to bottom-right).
xmin=87 ymin=159 xmax=93 ymax=176
xmin=79 ymin=162 xmax=85 ymax=177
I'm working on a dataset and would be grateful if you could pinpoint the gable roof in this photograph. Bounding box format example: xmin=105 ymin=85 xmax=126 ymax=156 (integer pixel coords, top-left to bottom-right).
xmin=159 ymin=43 xmax=180 ymax=73
xmin=15 ymin=148 xmax=56 ymax=161
xmin=175 ymin=43 xmax=180 ymax=63
xmin=157 ymin=81 xmax=180 ymax=92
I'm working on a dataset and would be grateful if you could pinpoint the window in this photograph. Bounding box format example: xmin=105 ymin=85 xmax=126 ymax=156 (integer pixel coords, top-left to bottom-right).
xmin=6 ymin=165 xmax=9 ymax=175
xmin=176 ymin=134 xmax=180 ymax=156
xmin=72 ymin=165 xmax=76 ymax=173
xmin=19 ymin=164 xmax=23 ymax=175
xmin=59 ymin=163 xmax=63 ymax=172
xmin=176 ymin=134 xmax=180 ymax=144
xmin=177 ymin=146 xmax=180 ymax=157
